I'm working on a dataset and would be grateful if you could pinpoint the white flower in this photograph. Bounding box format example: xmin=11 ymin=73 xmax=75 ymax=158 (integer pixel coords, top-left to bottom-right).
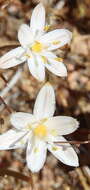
xmin=0 ymin=4 xmax=72 ymax=81
xmin=0 ymin=83 xmax=79 ymax=172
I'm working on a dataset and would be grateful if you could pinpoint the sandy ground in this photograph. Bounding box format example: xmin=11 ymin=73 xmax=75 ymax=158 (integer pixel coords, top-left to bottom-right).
xmin=0 ymin=0 xmax=90 ymax=189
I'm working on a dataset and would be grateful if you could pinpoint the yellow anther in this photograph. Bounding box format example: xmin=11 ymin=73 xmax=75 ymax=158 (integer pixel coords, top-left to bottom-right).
xmin=32 ymin=41 xmax=43 ymax=53
xmin=20 ymin=139 xmax=24 ymax=145
xmin=54 ymin=57 xmax=63 ymax=62
xmin=39 ymin=118 xmax=48 ymax=124
xmin=26 ymin=124 xmax=32 ymax=130
xmin=34 ymin=147 xmax=39 ymax=153
xmin=44 ymin=25 xmax=51 ymax=31
xmin=52 ymin=41 xmax=60 ymax=45
xmin=42 ymin=56 xmax=47 ymax=63
xmin=52 ymin=146 xmax=58 ymax=151
xmin=34 ymin=125 xmax=47 ymax=138
xmin=24 ymin=53 xmax=31 ymax=58
xmin=51 ymin=129 xmax=57 ymax=136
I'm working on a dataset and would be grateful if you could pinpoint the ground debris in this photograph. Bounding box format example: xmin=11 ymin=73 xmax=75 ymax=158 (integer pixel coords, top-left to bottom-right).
xmin=0 ymin=0 xmax=90 ymax=189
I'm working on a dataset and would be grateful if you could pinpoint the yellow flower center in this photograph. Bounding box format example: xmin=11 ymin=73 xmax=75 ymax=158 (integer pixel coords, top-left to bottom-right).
xmin=34 ymin=124 xmax=47 ymax=138
xmin=32 ymin=41 xmax=43 ymax=53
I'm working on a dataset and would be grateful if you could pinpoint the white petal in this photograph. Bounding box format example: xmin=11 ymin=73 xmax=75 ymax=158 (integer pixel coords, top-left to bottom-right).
xmin=42 ymin=51 xmax=57 ymax=59
xmin=46 ymin=135 xmax=64 ymax=143
xmin=18 ymin=24 xmax=33 ymax=48
xmin=26 ymin=138 xmax=47 ymax=172
xmin=33 ymin=83 xmax=55 ymax=119
xmin=10 ymin=112 xmax=36 ymax=130
xmin=30 ymin=3 xmax=45 ymax=36
xmin=48 ymin=136 xmax=79 ymax=167
xmin=40 ymin=29 xmax=72 ymax=50
xmin=46 ymin=116 xmax=79 ymax=136
xmin=0 ymin=47 xmax=26 ymax=69
xmin=28 ymin=54 xmax=45 ymax=81
xmin=0 ymin=129 xmax=28 ymax=150
xmin=44 ymin=53 xmax=67 ymax=77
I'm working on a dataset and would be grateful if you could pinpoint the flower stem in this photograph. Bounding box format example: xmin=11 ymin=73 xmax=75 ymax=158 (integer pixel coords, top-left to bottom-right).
xmin=0 ymin=96 xmax=13 ymax=113
xmin=0 ymin=42 xmax=19 ymax=49
xmin=0 ymin=74 xmax=8 ymax=84
xmin=55 ymin=140 xmax=90 ymax=145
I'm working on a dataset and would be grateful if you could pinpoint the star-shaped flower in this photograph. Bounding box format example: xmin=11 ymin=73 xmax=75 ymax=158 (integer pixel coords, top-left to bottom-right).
xmin=0 ymin=83 xmax=79 ymax=172
xmin=0 ymin=4 xmax=72 ymax=81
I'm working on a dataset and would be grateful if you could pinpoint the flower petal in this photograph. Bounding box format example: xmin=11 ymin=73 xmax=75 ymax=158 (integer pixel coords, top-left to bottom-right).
xmin=40 ymin=29 xmax=72 ymax=50
xmin=30 ymin=3 xmax=45 ymax=36
xmin=33 ymin=83 xmax=55 ymax=119
xmin=18 ymin=24 xmax=33 ymax=48
xmin=45 ymin=55 xmax=67 ymax=77
xmin=28 ymin=54 xmax=45 ymax=81
xmin=0 ymin=47 xmax=26 ymax=69
xmin=42 ymin=51 xmax=56 ymax=59
xmin=26 ymin=138 xmax=47 ymax=172
xmin=0 ymin=129 xmax=28 ymax=150
xmin=10 ymin=112 xmax=36 ymax=130
xmin=48 ymin=136 xmax=79 ymax=167
xmin=46 ymin=116 xmax=79 ymax=136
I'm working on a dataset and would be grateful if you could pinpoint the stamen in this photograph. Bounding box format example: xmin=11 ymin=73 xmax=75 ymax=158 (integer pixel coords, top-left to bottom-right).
xmin=32 ymin=41 xmax=43 ymax=53
xmin=34 ymin=147 xmax=39 ymax=153
xmin=24 ymin=53 xmax=31 ymax=58
xmin=52 ymin=146 xmax=58 ymax=151
xmin=44 ymin=25 xmax=51 ymax=32
xmin=26 ymin=124 xmax=32 ymax=130
xmin=52 ymin=41 xmax=60 ymax=45
xmin=51 ymin=129 xmax=57 ymax=136
xmin=54 ymin=57 xmax=63 ymax=62
xmin=34 ymin=124 xmax=47 ymax=138
xmin=20 ymin=139 xmax=24 ymax=145
xmin=39 ymin=118 xmax=48 ymax=124
xmin=42 ymin=56 xmax=47 ymax=63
